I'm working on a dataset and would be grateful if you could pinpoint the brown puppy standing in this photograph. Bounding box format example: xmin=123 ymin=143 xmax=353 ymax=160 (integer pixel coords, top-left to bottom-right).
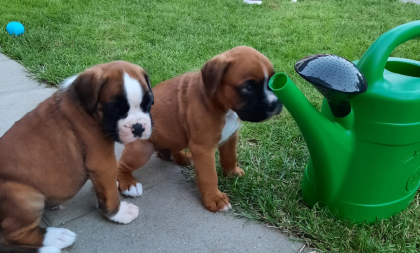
xmin=117 ymin=46 xmax=282 ymax=212
xmin=0 ymin=61 xmax=154 ymax=252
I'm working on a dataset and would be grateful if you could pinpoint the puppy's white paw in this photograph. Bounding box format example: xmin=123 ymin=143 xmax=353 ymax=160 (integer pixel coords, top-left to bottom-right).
xmin=219 ymin=203 xmax=232 ymax=212
xmin=43 ymin=227 xmax=76 ymax=249
xmin=121 ymin=183 xmax=143 ymax=197
xmin=109 ymin=201 xmax=139 ymax=224
xmin=39 ymin=246 xmax=61 ymax=253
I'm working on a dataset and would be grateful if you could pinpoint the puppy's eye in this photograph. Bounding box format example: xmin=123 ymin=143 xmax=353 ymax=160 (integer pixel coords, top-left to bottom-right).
xmin=242 ymin=84 xmax=254 ymax=94
xmin=140 ymin=91 xmax=153 ymax=112
xmin=108 ymin=107 xmax=119 ymax=113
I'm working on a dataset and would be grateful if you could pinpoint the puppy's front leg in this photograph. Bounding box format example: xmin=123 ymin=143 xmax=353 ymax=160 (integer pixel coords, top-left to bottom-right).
xmin=88 ymin=153 xmax=139 ymax=224
xmin=118 ymin=139 xmax=154 ymax=197
xmin=190 ymin=143 xmax=231 ymax=212
xmin=219 ymin=131 xmax=244 ymax=177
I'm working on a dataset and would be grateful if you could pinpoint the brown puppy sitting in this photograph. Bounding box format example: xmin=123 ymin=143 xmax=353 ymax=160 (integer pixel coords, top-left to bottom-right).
xmin=117 ymin=46 xmax=282 ymax=212
xmin=0 ymin=61 xmax=154 ymax=253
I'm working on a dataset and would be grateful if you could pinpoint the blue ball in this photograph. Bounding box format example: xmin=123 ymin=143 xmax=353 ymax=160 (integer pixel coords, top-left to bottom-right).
xmin=6 ymin=21 xmax=25 ymax=36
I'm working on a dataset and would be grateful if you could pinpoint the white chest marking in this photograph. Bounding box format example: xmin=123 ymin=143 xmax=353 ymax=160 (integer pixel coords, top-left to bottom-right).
xmin=219 ymin=110 xmax=240 ymax=145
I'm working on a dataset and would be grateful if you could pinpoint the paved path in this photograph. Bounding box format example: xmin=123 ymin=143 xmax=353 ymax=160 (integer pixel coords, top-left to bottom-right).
xmin=400 ymin=0 xmax=420 ymax=4
xmin=0 ymin=53 xmax=304 ymax=253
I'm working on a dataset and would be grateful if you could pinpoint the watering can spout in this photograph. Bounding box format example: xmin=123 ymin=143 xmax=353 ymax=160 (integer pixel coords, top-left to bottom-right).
xmin=269 ymin=73 xmax=353 ymax=202
xmin=268 ymin=73 xmax=334 ymax=138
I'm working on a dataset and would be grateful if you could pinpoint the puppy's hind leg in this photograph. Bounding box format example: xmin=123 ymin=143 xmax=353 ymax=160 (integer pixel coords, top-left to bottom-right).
xmin=156 ymin=149 xmax=172 ymax=161
xmin=117 ymin=140 xmax=154 ymax=197
xmin=156 ymin=149 xmax=193 ymax=167
xmin=171 ymin=150 xmax=194 ymax=167
xmin=0 ymin=182 xmax=76 ymax=251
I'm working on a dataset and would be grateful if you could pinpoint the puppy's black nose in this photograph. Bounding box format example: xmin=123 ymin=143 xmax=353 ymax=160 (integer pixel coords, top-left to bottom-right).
xmin=132 ymin=124 xmax=144 ymax=137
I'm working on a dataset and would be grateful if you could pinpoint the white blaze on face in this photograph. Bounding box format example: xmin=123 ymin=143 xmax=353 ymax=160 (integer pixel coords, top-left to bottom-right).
xmin=263 ymin=65 xmax=278 ymax=103
xmin=117 ymin=73 xmax=152 ymax=144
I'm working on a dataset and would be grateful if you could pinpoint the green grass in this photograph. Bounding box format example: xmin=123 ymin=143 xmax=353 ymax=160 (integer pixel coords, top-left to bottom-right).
xmin=1 ymin=0 xmax=420 ymax=251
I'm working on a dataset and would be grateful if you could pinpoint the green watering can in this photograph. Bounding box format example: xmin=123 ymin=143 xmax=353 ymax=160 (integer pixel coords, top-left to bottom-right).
xmin=269 ymin=21 xmax=420 ymax=224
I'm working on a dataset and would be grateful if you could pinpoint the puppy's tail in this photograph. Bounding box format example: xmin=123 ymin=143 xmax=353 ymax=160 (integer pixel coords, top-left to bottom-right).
xmin=0 ymin=245 xmax=59 ymax=253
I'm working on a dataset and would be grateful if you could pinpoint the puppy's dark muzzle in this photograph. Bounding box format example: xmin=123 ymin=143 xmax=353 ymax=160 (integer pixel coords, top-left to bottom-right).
xmin=270 ymin=101 xmax=283 ymax=116
xmin=261 ymin=100 xmax=283 ymax=120
xmin=132 ymin=123 xmax=144 ymax=137
xmin=236 ymin=100 xmax=283 ymax=123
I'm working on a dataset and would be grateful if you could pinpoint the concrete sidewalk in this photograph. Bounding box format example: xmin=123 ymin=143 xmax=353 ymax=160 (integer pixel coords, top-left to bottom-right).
xmin=400 ymin=0 xmax=420 ymax=3
xmin=0 ymin=53 xmax=304 ymax=253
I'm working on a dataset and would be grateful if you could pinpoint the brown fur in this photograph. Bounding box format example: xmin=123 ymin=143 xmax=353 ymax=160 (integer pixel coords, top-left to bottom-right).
xmin=0 ymin=61 xmax=149 ymax=247
xmin=117 ymin=46 xmax=275 ymax=212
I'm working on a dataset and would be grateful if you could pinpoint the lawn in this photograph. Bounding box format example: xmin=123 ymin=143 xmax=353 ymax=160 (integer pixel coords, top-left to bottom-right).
xmin=1 ymin=0 xmax=420 ymax=252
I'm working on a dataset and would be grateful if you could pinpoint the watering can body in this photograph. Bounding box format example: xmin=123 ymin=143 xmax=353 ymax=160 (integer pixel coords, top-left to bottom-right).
xmin=270 ymin=21 xmax=420 ymax=223
xmin=303 ymin=58 xmax=420 ymax=222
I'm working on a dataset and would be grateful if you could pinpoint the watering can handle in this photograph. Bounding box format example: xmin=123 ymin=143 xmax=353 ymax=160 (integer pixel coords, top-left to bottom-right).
xmin=357 ymin=20 xmax=420 ymax=85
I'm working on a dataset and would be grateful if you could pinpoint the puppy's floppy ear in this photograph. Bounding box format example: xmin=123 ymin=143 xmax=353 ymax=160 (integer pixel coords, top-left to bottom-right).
xmin=201 ymin=54 xmax=231 ymax=97
xmin=71 ymin=67 xmax=106 ymax=115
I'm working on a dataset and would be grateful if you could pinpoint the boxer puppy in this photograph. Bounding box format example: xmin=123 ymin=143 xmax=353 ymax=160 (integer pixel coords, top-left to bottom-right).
xmin=0 ymin=61 xmax=153 ymax=253
xmin=117 ymin=46 xmax=282 ymax=212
